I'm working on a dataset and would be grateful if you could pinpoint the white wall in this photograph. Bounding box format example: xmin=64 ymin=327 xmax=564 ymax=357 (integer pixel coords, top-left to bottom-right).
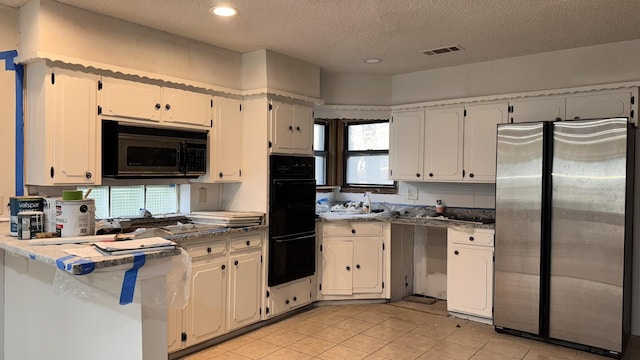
xmin=19 ymin=0 xmax=243 ymax=90
xmin=0 ymin=6 xmax=18 ymax=206
xmin=392 ymin=39 xmax=640 ymax=105
xmin=320 ymin=73 xmax=392 ymax=106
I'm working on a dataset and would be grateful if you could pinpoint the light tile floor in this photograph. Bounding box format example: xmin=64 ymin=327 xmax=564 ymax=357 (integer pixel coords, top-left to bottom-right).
xmin=179 ymin=302 xmax=639 ymax=360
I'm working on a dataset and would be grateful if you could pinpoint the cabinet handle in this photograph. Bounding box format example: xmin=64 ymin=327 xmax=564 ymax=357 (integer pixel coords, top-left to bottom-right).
xmin=416 ymin=173 xmax=420 ymax=178
xmin=155 ymin=103 xmax=161 ymax=110
xmin=285 ymin=299 xmax=290 ymax=305
xmin=454 ymin=250 xmax=459 ymax=255
xmin=219 ymin=172 xmax=223 ymax=178
xmin=246 ymin=240 xmax=251 ymax=246
xmin=234 ymin=260 xmax=239 ymax=266
xmin=288 ymin=125 xmax=293 ymax=131
xmin=469 ymin=236 xmax=474 ymax=241
xmin=293 ymin=296 xmax=297 ymax=301
xmin=207 ymin=247 xmax=212 ymax=253
xmin=221 ymin=264 xmax=226 ymax=270
xmin=429 ymin=173 xmax=434 ymax=177
xmin=469 ymin=173 xmax=475 ymax=178
xmin=356 ymin=264 xmax=361 ymax=269
xmin=165 ymin=104 xmax=171 ymax=110
xmin=296 ymin=126 xmax=301 ymax=131
xmin=346 ymin=266 xmax=351 ymax=271
xmin=555 ymin=117 xmax=562 ymax=121
xmin=351 ymin=229 xmax=356 ymax=234
xmin=574 ymin=116 xmax=580 ymax=120
xmin=84 ymin=171 xmax=92 ymax=180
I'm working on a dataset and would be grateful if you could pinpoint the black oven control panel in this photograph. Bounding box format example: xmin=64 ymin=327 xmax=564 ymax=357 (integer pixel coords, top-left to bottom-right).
xmin=270 ymin=155 xmax=315 ymax=179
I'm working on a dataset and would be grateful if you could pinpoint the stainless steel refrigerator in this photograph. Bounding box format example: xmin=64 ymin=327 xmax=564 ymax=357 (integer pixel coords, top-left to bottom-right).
xmin=494 ymin=118 xmax=634 ymax=358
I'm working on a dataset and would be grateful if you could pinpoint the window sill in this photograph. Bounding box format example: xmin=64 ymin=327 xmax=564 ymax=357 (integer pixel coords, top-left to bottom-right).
xmin=339 ymin=185 xmax=398 ymax=195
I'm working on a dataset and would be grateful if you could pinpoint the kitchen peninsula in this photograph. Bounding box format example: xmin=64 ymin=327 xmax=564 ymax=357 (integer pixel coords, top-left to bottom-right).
xmin=0 ymin=221 xmax=190 ymax=360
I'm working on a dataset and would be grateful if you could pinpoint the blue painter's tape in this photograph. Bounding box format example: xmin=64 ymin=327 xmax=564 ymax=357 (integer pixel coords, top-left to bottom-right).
xmin=0 ymin=50 xmax=17 ymax=70
xmin=120 ymin=253 xmax=146 ymax=305
xmin=56 ymin=255 xmax=76 ymax=271
xmin=0 ymin=50 xmax=24 ymax=196
xmin=70 ymin=259 xmax=96 ymax=275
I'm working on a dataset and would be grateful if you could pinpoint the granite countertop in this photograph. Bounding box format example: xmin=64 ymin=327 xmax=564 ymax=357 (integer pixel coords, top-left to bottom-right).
xmin=0 ymin=222 xmax=268 ymax=275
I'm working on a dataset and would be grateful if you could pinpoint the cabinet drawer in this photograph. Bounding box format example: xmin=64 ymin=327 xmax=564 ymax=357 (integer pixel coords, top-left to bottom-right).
xmin=187 ymin=241 xmax=226 ymax=259
xmin=229 ymin=235 xmax=262 ymax=252
xmin=323 ymin=222 xmax=384 ymax=237
xmin=448 ymin=228 xmax=494 ymax=246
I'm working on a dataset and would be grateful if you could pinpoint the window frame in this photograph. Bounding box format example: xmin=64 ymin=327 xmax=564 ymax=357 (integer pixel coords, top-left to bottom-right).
xmin=314 ymin=118 xmax=397 ymax=194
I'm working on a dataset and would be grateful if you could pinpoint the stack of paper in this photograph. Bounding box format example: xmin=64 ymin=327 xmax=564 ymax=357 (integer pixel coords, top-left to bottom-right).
xmin=93 ymin=237 xmax=177 ymax=256
xmin=189 ymin=211 xmax=264 ymax=228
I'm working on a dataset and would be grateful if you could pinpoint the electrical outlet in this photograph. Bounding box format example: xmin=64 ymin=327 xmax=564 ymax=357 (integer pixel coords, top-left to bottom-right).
xmin=407 ymin=185 xmax=418 ymax=200
xmin=198 ymin=188 xmax=207 ymax=203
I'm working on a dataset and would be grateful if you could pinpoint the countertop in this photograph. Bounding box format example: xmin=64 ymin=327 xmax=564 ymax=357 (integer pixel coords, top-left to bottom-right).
xmin=0 ymin=222 xmax=268 ymax=275
xmin=317 ymin=212 xmax=495 ymax=230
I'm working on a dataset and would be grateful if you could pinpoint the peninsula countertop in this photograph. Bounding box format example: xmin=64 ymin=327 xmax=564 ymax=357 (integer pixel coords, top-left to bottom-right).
xmin=0 ymin=222 xmax=268 ymax=275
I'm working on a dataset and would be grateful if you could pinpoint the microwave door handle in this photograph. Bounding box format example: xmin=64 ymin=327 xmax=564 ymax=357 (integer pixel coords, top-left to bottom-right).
xmin=178 ymin=142 xmax=185 ymax=173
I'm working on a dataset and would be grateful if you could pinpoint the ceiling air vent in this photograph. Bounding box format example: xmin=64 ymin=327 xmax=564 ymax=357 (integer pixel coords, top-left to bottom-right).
xmin=421 ymin=45 xmax=464 ymax=56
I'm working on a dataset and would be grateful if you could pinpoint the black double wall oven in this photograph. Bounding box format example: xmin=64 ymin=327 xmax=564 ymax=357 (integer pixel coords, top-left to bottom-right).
xmin=268 ymin=155 xmax=316 ymax=287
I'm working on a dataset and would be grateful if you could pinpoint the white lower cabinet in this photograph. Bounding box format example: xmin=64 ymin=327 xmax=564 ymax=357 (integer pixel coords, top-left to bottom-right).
xmin=267 ymin=277 xmax=313 ymax=317
xmin=447 ymin=228 xmax=494 ymax=319
xmin=168 ymin=230 xmax=264 ymax=353
xmin=318 ymin=222 xmax=389 ymax=299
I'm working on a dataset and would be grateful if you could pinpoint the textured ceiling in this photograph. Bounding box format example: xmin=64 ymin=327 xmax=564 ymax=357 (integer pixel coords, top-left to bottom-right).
xmin=2 ymin=0 xmax=640 ymax=75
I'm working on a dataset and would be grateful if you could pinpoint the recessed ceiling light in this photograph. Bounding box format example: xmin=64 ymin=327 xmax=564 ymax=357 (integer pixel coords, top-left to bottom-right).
xmin=210 ymin=6 xmax=238 ymax=17
xmin=364 ymin=58 xmax=382 ymax=64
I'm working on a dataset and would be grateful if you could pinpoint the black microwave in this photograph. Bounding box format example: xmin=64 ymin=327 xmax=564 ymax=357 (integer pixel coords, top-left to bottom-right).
xmin=102 ymin=120 xmax=207 ymax=178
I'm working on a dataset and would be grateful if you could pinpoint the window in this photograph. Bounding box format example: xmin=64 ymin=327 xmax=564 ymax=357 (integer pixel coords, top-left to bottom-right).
xmin=343 ymin=120 xmax=393 ymax=188
xmin=314 ymin=121 xmax=329 ymax=185
xmin=77 ymin=185 xmax=178 ymax=219
xmin=315 ymin=118 xmax=396 ymax=193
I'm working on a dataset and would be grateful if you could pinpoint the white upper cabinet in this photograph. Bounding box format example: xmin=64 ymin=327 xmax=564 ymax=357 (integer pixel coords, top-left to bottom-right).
xmin=389 ymin=110 xmax=424 ymax=180
xmin=26 ymin=62 xmax=100 ymax=185
xmin=463 ymin=102 xmax=509 ymax=183
xmin=196 ymin=97 xmax=242 ymax=182
xmin=510 ymin=97 xmax=566 ymax=123
xmin=510 ymin=90 xmax=636 ymax=124
xmin=269 ymin=100 xmax=313 ymax=155
xmin=163 ymin=87 xmax=213 ymax=128
xmin=100 ymin=77 xmax=212 ymax=128
xmin=566 ymin=91 xmax=633 ymax=121
xmin=425 ymin=107 xmax=465 ymax=181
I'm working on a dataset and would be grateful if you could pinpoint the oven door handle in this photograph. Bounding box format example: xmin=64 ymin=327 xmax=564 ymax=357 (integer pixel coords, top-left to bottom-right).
xmin=273 ymin=232 xmax=316 ymax=243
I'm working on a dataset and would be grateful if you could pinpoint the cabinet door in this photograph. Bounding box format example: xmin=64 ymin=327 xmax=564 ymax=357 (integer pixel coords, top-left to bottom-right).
xmin=510 ymin=97 xmax=566 ymax=123
xmin=185 ymin=258 xmax=227 ymax=347
xmin=289 ymin=278 xmax=312 ymax=307
xmin=163 ymin=87 xmax=213 ymax=128
xmin=270 ymin=100 xmax=295 ymax=153
xmin=463 ymin=102 xmax=508 ymax=183
xmin=100 ymin=77 xmax=162 ymax=121
xmin=353 ymin=238 xmax=383 ymax=294
xmin=424 ymin=107 xmax=464 ymax=181
xmin=389 ymin=110 xmax=424 ymax=180
xmin=211 ymin=97 xmax=242 ymax=181
xmin=51 ymin=68 xmax=99 ymax=184
xmin=167 ymin=307 xmax=183 ymax=353
xmin=292 ymin=105 xmax=314 ymax=154
xmin=320 ymin=239 xmax=353 ymax=295
xmin=228 ymin=251 xmax=262 ymax=331
xmin=566 ymin=92 xmax=632 ymax=120
xmin=447 ymin=244 xmax=493 ymax=318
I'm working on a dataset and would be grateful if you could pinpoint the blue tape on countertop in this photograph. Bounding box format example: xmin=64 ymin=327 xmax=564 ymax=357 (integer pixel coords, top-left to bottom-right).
xmin=120 ymin=253 xmax=146 ymax=305
xmin=0 ymin=50 xmax=24 ymax=196
xmin=55 ymin=255 xmax=96 ymax=275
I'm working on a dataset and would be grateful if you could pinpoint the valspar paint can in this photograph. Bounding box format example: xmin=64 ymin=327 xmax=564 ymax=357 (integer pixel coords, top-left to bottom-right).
xmin=17 ymin=211 xmax=44 ymax=240
xmin=56 ymin=199 xmax=96 ymax=237
xmin=9 ymin=196 xmax=44 ymax=236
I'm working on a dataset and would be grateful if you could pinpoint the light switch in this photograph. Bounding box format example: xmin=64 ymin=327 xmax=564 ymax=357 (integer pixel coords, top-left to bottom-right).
xmin=407 ymin=185 xmax=418 ymax=200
